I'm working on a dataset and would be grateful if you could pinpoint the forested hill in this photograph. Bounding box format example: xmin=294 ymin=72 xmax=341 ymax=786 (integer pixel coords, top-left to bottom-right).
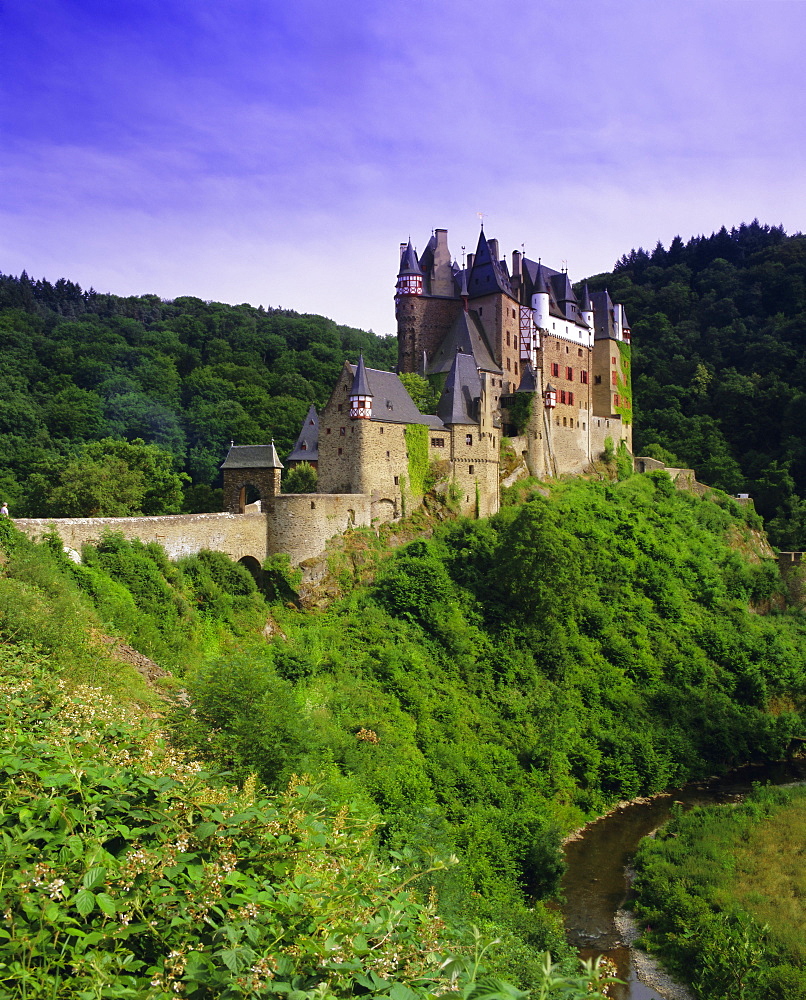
xmin=582 ymin=221 xmax=806 ymax=548
xmin=0 ymin=272 xmax=395 ymax=516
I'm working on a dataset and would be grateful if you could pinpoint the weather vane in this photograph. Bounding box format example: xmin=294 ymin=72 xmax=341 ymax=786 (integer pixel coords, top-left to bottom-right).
xmin=477 ymin=211 xmax=486 ymax=229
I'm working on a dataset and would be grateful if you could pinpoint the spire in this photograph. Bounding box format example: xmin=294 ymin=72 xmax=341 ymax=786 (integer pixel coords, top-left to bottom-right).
xmin=349 ymin=355 xmax=374 ymax=418
xmin=534 ymin=263 xmax=549 ymax=295
xmin=580 ymin=282 xmax=592 ymax=312
xmin=269 ymin=439 xmax=283 ymax=467
xmin=350 ymin=354 xmax=373 ymax=397
xmin=398 ymin=239 xmax=422 ymax=276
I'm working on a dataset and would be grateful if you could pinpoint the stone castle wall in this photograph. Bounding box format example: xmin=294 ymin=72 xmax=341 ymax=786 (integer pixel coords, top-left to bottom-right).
xmin=13 ymin=512 xmax=270 ymax=564
xmin=267 ymin=494 xmax=373 ymax=565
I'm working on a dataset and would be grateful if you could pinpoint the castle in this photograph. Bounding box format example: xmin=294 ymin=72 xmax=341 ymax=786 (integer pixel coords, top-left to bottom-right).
xmin=16 ymin=227 xmax=634 ymax=571
xmin=277 ymin=225 xmax=633 ymax=520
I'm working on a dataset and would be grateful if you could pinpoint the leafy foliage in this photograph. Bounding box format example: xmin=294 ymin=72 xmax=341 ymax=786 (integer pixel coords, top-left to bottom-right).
xmin=283 ymin=462 xmax=318 ymax=494
xmin=585 ymin=221 xmax=806 ymax=545
xmin=0 ymin=273 xmax=396 ymax=515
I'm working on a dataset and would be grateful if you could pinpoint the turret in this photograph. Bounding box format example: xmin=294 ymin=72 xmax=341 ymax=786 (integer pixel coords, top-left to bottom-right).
xmin=396 ymin=240 xmax=423 ymax=298
xmin=349 ymin=355 xmax=373 ymax=419
xmin=580 ymin=282 xmax=594 ymax=329
xmin=531 ymin=265 xmax=550 ymax=329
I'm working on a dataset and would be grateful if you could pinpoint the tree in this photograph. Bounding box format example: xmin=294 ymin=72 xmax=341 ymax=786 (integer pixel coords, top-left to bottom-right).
xmin=37 ymin=438 xmax=188 ymax=517
xmin=283 ymin=462 xmax=318 ymax=493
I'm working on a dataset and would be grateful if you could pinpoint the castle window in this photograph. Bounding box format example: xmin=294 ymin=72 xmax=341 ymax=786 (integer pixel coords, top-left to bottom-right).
xmin=563 ymin=417 xmax=567 ymax=426
xmin=506 ymin=333 xmax=510 ymax=347
xmin=394 ymin=475 xmax=399 ymax=485
xmin=583 ymin=423 xmax=586 ymax=430
xmin=614 ymin=394 xmax=620 ymax=407
xmin=326 ymin=428 xmax=331 ymax=434
xmin=568 ymin=391 xmax=574 ymax=405
xmin=301 ymin=443 xmax=307 ymax=450
xmin=551 ymin=363 xmax=559 ymax=377
xmin=468 ymin=466 xmax=474 ymax=474
xmin=612 ymin=372 xmax=618 ymax=385
xmin=566 ymin=345 xmax=569 ymax=353
xmin=479 ymin=306 xmax=483 ymax=314
xmin=340 ymin=427 xmax=346 ymax=436
xmin=566 ymin=366 xmax=573 ymax=380
xmin=379 ymin=426 xmax=383 ymax=434
xmin=338 ymin=447 xmax=343 ymax=455
xmin=514 ymin=362 xmax=518 ymax=375
xmin=507 ymin=358 xmax=511 ymax=371
xmin=465 ymin=434 xmax=473 ymax=445
xmin=578 ymin=348 xmax=583 ymax=357
xmin=581 ymin=370 xmax=589 ymax=384
xmin=386 ymin=450 xmax=390 ymax=458
xmin=594 ymin=375 xmax=601 ymax=385
xmin=431 ymin=438 xmax=445 ymax=447
xmin=310 ymin=501 xmax=316 ymax=509
xmin=560 ymin=390 xmax=566 ymax=404
xmin=612 ymin=356 xmax=617 ymax=365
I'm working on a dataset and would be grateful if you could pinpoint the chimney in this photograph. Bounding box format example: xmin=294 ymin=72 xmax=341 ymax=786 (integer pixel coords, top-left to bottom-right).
xmin=512 ymin=250 xmax=521 ymax=278
xmin=487 ymin=238 xmax=499 ymax=261
xmin=399 ymin=242 xmax=407 ymax=261
xmin=467 ymin=252 xmax=475 ymax=270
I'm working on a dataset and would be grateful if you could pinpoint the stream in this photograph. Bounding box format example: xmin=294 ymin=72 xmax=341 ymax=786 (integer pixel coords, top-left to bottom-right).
xmin=558 ymin=758 xmax=806 ymax=999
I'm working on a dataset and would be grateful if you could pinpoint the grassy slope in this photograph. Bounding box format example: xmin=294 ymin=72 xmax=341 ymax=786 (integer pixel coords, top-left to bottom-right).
xmin=633 ymin=784 xmax=806 ymax=999
xmin=2 ymin=473 xmax=805 ymax=992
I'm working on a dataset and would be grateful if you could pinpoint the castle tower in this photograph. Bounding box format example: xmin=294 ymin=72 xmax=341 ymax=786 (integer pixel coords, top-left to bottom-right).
xmin=220 ymin=442 xmax=283 ymax=514
xmin=396 ymin=232 xmax=464 ymax=373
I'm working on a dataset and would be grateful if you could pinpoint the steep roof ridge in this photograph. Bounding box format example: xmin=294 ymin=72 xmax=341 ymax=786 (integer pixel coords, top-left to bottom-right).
xmin=436 ymin=351 xmax=482 ymax=426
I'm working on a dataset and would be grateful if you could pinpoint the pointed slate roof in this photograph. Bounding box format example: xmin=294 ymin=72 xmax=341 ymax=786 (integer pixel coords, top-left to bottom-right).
xmin=220 ymin=443 xmax=283 ymax=470
xmin=287 ymin=404 xmax=319 ymax=463
xmin=590 ymin=290 xmax=618 ymax=339
xmin=437 ymin=352 xmax=483 ymax=426
xmin=516 ymin=362 xmax=539 ymax=393
xmin=467 ymin=229 xmax=514 ymax=299
xmin=418 ymin=233 xmax=437 ymax=273
xmin=345 ymin=365 xmax=441 ymax=427
xmin=579 ymin=282 xmax=592 ymax=313
xmin=350 ymin=354 xmax=373 ymax=396
xmin=398 ymin=240 xmax=422 ymax=276
xmin=426 ymin=309 xmax=502 ymax=376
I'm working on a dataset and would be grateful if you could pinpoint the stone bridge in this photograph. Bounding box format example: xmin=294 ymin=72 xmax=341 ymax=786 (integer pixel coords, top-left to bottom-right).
xmin=14 ymin=492 xmax=373 ymax=571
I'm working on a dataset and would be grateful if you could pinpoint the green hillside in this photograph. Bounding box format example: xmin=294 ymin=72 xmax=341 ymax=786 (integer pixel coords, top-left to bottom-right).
xmin=582 ymin=221 xmax=806 ymax=547
xmin=1 ymin=473 xmax=804 ymax=995
xmin=0 ymin=272 xmax=395 ymax=516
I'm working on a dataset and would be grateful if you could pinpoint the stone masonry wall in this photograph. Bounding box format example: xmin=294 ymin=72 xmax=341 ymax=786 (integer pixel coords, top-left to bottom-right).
xmin=268 ymin=494 xmax=373 ymax=565
xmin=397 ymin=296 xmax=462 ymax=373
xmin=14 ymin=512 xmax=270 ymax=564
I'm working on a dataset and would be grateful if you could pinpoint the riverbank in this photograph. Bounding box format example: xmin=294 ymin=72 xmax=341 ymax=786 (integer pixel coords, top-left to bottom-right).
xmin=614 ymin=910 xmax=694 ymax=1000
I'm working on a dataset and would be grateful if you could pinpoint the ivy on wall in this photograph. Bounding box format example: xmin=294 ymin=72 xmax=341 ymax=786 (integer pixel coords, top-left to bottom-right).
xmin=615 ymin=341 xmax=633 ymax=426
xmin=507 ymin=392 xmax=534 ymax=435
xmin=404 ymin=424 xmax=430 ymax=497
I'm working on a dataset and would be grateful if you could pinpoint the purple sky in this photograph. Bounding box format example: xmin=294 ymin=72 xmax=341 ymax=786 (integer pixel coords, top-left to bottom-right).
xmin=2 ymin=0 xmax=805 ymax=336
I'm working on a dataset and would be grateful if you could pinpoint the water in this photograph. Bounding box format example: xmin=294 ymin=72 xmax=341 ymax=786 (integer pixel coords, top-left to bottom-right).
xmin=558 ymin=759 xmax=806 ymax=999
